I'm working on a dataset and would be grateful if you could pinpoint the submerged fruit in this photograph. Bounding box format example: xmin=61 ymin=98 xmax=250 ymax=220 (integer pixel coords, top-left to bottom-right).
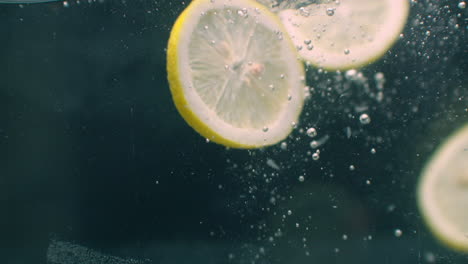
xmin=417 ymin=124 xmax=468 ymax=253
xmin=167 ymin=0 xmax=305 ymax=148
xmin=276 ymin=0 xmax=409 ymax=70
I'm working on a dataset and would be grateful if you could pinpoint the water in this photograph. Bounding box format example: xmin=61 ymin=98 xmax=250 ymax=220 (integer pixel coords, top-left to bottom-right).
xmin=0 ymin=0 xmax=467 ymax=263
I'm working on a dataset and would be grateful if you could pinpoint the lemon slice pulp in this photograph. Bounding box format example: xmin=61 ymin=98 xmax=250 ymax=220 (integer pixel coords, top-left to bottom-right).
xmin=276 ymin=0 xmax=409 ymax=70
xmin=417 ymin=124 xmax=468 ymax=252
xmin=167 ymin=0 xmax=305 ymax=148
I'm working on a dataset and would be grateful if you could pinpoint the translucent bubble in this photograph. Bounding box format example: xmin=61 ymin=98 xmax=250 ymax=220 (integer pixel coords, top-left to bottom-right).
xmin=312 ymin=152 xmax=320 ymax=160
xmin=280 ymin=142 xmax=287 ymax=150
xmin=326 ymin=8 xmax=335 ymax=16
xmin=306 ymin=127 xmax=317 ymax=137
xmin=359 ymin=113 xmax=371 ymax=125
xmin=287 ymin=210 xmax=292 ymax=215
xmin=370 ymin=148 xmax=376 ymax=154
xmin=298 ymin=175 xmax=305 ymax=182
xmin=349 ymin=165 xmax=355 ymax=171
xmin=458 ymin=1 xmax=466 ymax=9
xmin=237 ymin=8 xmax=248 ymax=17
xmin=345 ymin=69 xmax=357 ymax=79
xmin=394 ymin=229 xmax=403 ymax=237
xmin=344 ymin=49 xmax=350 ymax=55
xmin=259 ymin=247 xmax=265 ymax=254
xmin=266 ymin=158 xmax=280 ymax=170
xmin=374 ymin=72 xmax=385 ymax=90
xmin=310 ymin=141 xmax=318 ymax=148
xmin=262 ymin=126 xmax=269 ymax=132
xmin=342 ymin=234 xmax=348 ymax=240
xmin=63 ymin=1 xmax=69 ymax=7
xmin=310 ymin=135 xmax=329 ymax=149
xmin=374 ymin=72 xmax=385 ymax=81
xmin=299 ymin=7 xmax=310 ymax=17
xmin=424 ymin=252 xmax=436 ymax=263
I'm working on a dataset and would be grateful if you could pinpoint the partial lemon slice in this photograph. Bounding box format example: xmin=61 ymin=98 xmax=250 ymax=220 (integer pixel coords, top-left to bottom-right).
xmin=167 ymin=0 xmax=305 ymax=148
xmin=417 ymin=124 xmax=468 ymax=253
xmin=276 ymin=0 xmax=409 ymax=70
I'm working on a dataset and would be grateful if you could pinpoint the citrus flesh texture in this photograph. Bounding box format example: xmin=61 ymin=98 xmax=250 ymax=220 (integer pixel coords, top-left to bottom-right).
xmin=417 ymin=124 xmax=468 ymax=253
xmin=167 ymin=0 xmax=305 ymax=148
xmin=277 ymin=0 xmax=409 ymax=70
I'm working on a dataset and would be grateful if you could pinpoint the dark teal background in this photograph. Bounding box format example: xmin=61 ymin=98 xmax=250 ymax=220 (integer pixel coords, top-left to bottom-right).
xmin=0 ymin=1 xmax=467 ymax=263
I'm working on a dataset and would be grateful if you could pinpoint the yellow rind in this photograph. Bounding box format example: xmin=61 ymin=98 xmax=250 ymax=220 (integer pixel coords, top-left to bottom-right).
xmin=417 ymin=123 xmax=468 ymax=253
xmin=167 ymin=0 xmax=304 ymax=149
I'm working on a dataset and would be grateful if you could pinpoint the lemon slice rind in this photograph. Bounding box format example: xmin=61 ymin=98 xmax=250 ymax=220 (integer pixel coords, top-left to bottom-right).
xmin=167 ymin=0 xmax=305 ymax=148
xmin=417 ymin=123 xmax=468 ymax=253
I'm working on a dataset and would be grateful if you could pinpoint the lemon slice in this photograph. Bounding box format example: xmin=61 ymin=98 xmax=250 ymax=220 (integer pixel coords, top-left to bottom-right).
xmin=417 ymin=124 xmax=468 ymax=253
xmin=277 ymin=0 xmax=410 ymax=70
xmin=167 ymin=0 xmax=305 ymax=148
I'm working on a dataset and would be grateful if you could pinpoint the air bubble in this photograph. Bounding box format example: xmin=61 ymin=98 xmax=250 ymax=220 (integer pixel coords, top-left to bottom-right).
xmin=237 ymin=8 xmax=248 ymax=17
xmin=345 ymin=69 xmax=357 ymax=79
xmin=299 ymin=7 xmax=310 ymax=17
xmin=344 ymin=49 xmax=350 ymax=55
xmin=349 ymin=165 xmax=355 ymax=171
xmin=298 ymin=175 xmax=305 ymax=182
xmin=63 ymin=1 xmax=69 ymax=7
xmin=310 ymin=141 xmax=318 ymax=148
xmin=306 ymin=127 xmax=317 ymax=138
xmin=370 ymin=148 xmax=376 ymax=154
xmin=262 ymin=126 xmax=269 ymax=132
xmin=458 ymin=1 xmax=466 ymax=9
xmin=312 ymin=152 xmax=320 ymax=161
xmin=359 ymin=113 xmax=371 ymax=125
xmin=394 ymin=229 xmax=403 ymax=237
xmin=326 ymin=8 xmax=335 ymax=16
xmin=280 ymin=142 xmax=287 ymax=150
xmin=424 ymin=252 xmax=436 ymax=263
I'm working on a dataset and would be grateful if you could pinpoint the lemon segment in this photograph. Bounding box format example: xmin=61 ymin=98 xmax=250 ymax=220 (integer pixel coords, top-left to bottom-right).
xmin=167 ymin=0 xmax=305 ymax=148
xmin=417 ymin=124 xmax=468 ymax=253
xmin=277 ymin=0 xmax=410 ymax=70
